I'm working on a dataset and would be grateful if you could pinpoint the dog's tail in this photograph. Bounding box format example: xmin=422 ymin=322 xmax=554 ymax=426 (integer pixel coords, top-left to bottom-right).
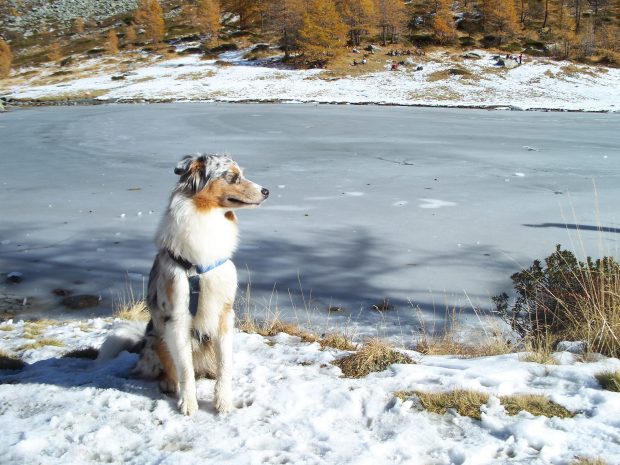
xmin=96 ymin=320 xmax=147 ymax=362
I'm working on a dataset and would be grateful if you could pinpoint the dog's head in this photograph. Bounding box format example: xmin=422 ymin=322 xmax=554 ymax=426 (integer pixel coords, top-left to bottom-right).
xmin=174 ymin=154 xmax=269 ymax=212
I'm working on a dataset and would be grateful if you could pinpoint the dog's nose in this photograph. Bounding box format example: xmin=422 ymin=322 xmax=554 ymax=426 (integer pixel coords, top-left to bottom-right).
xmin=261 ymin=188 xmax=269 ymax=198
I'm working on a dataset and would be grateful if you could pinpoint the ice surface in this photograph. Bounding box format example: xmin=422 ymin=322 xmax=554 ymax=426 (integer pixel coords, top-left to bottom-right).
xmin=0 ymin=103 xmax=619 ymax=342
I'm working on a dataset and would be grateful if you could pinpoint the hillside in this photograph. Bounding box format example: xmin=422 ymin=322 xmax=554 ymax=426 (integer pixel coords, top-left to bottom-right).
xmin=1 ymin=0 xmax=619 ymax=110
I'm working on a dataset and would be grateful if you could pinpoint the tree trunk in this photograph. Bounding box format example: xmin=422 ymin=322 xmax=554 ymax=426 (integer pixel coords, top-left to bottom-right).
xmin=382 ymin=25 xmax=387 ymax=46
xmin=542 ymin=0 xmax=549 ymax=28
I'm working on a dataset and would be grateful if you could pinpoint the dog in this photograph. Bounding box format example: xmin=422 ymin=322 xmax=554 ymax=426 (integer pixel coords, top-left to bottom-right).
xmin=132 ymin=153 xmax=269 ymax=415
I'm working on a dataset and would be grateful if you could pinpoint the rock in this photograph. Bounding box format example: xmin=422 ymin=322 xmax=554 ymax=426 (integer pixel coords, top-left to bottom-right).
xmin=52 ymin=288 xmax=72 ymax=297
xmin=462 ymin=52 xmax=481 ymax=59
xmin=6 ymin=272 xmax=23 ymax=284
xmin=404 ymin=58 xmax=415 ymax=66
xmin=556 ymin=340 xmax=587 ymax=354
xmin=366 ymin=44 xmax=382 ymax=52
xmin=372 ymin=298 xmax=394 ymax=312
xmin=111 ymin=74 xmax=126 ymax=81
xmin=62 ymin=294 xmax=100 ymax=309
xmin=60 ymin=56 xmax=73 ymax=67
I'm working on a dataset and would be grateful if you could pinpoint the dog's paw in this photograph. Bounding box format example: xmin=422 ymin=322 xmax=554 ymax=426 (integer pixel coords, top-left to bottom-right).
xmin=215 ymin=392 xmax=234 ymax=414
xmin=159 ymin=377 xmax=179 ymax=395
xmin=178 ymin=393 xmax=199 ymax=416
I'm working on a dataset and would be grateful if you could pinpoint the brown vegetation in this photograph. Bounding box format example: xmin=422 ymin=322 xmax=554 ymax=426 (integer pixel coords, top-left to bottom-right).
xmin=135 ymin=0 xmax=166 ymax=44
xmin=333 ymin=338 xmax=414 ymax=378
xmin=0 ymin=38 xmax=11 ymax=78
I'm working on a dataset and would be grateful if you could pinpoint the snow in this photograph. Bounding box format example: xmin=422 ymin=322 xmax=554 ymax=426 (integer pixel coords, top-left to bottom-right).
xmin=1 ymin=319 xmax=619 ymax=464
xmin=2 ymin=49 xmax=620 ymax=112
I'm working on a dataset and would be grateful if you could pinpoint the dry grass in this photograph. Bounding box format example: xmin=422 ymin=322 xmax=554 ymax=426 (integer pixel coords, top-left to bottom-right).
xmin=319 ymin=333 xmax=357 ymax=351
xmin=333 ymin=338 xmax=414 ymax=378
xmin=416 ymin=336 xmax=513 ymax=358
xmin=395 ymin=390 xmax=573 ymax=420
xmin=427 ymin=67 xmax=472 ymax=82
xmin=520 ymin=351 xmax=557 ymax=365
xmin=18 ymin=338 xmax=65 ymax=351
xmin=0 ymin=349 xmax=25 ymax=370
xmin=0 ymin=324 xmax=13 ymax=331
xmin=113 ymin=297 xmax=150 ymax=321
xmin=571 ymin=458 xmax=609 ymax=465
xmin=13 ymin=89 xmax=109 ymax=103
xmin=396 ymin=389 xmax=489 ymax=420
xmin=236 ymin=311 xmax=317 ymax=342
xmin=62 ymin=347 xmax=100 ymax=359
xmin=595 ymin=371 xmax=620 ymax=392
xmin=500 ymin=394 xmax=573 ymax=418
xmin=22 ymin=319 xmax=57 ymax=339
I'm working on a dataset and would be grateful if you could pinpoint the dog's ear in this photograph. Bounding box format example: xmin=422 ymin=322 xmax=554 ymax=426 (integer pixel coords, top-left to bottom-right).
xmin=174 ymin=155 xmax=195 ymax=176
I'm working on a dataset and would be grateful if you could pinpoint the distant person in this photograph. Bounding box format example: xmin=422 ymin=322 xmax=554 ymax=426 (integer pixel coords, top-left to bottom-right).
xmin=519 ymin=53 xmax=523 ymax=64
xmin=361 ymin=57 xmax=367 ymax=65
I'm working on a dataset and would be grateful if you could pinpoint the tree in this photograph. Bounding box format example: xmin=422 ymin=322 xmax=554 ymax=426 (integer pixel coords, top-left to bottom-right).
xmin=221 ymin=0 xmax=261 ymax=30
xmin=135 ymin=0 xmax=165 ymax=44
xmin=106 ymin=29 xmax=119 ymax=54
xmin=48 ymin=41 xmax=62 ymax=62
xmin=125 ymin=25 xmax=137 ymax=46
xmin=194 ymin=0 xmax=221 ymax=42
xmin=375 ymin=0 xmax=407 ymax=45
xmin=481 ymin=0 xmax=518 ymax=40
xmin=299 ymin=0 xmax=347 ymax=64
xmin=337 ymin=0 xmax=375 ymax=46
xmin=0 ymin=38 xmax=12 ymax=78
xmin=266 ymin=0 xmax=306 ymax=59
xmin=73 ymin=17 xmax=85 ymax=34
xmin=432 ymin=0 xmax=457 ymax=44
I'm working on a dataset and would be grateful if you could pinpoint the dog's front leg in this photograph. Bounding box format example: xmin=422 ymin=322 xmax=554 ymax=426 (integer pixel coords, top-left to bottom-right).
xmin=164 ymin=316 xmax=198 ymax=415
xmin=214 ymin=305 xmax=234 ymax=413
xmin=164 ymin=276 xmax=198 ymax=416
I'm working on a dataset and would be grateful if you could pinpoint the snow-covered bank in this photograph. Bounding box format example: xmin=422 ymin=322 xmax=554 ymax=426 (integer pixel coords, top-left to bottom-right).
xmin=1 ymin=318 xmax=619 ymax=465
xmin=2 ymin=49 xmax=620 ymax=112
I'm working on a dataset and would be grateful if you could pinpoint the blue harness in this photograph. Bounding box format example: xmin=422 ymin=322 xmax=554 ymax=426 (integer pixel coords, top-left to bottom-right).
xmin=167 ymin=250 xmax=229 ymax=317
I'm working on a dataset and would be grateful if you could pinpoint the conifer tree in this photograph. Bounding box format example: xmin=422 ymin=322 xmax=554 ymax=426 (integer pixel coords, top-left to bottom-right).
xmin=106 ymin=29 xmax=119 ymax=54
xmin=125 ymin=25 xmax=137 ymax=46
xmin=194 ymin=0 xmax=221 ymax=42
xmin=48 ymin=41 xmax=62 ymax=62
xmin=221 ymin=0 xmax=261 ymax=30
xmin=267 ymin=0 xmax=306 ymax=59
xmin=375 ymin=0 xmax=407 ymax=46
xmin=299 ymin=0 xmax=347 ymax=63
xmin=73 ymin=17 xmax=85 ymax=34
xmin=481 ymin=0 xmax=518 ymax=40
xmin=432 ymin=0 xmax=457 ymax=44
xmin=337 ymin=0 xmax=376 ymax=46
xmin=0 ymin=38 xmax=12 ymax=79
xmin=135 ymin=0 xmax=165 ymax=44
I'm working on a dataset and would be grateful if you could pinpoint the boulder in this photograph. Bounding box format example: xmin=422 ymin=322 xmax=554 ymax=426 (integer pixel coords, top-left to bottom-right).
xmin=62 ymin=294 xmax=100 ymax=309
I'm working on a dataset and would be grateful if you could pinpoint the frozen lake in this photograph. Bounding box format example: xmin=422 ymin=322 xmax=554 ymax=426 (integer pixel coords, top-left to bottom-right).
xmin=1 ymin=103 xmax=619 ymax=341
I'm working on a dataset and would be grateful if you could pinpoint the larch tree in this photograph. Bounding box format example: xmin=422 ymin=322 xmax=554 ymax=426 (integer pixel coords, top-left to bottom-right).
xmin=299 ymin=0 xmax=348 ymax=63
xmin=48 ymin=41 xmax=63 ymax=62
xmin=106 ymin=29 xmax=119 ymax=54
xmin=481 ymin=0 xmax=518 ymax=40
xmin=221 ymin=0 xmax=261 ymax=30
xmin=432 ymin=0 xmax=457 ymax=44
xmin=125 ymin=25 xmax=137 ymax=46
xmin=73 ymin=17 xmax=85 ymax=34
xmin=266 ymin=0 xmax=306 ymax=59
xmin=0 ymin=38 xmax=12 ymax=78
xmin=375 ymin=0 xmax=408 ymax=45
xmin=337 ymin=0 xmax=376 ymax=46
xmin=194 ymin=0 xmax=221 ymax=42
xmin=134 ymin=0 xmax=165 ymax=44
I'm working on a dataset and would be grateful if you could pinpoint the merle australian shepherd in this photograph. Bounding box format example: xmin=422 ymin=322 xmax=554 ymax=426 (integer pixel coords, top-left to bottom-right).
xmin=127 ymin=153 xmax=269 ymax=415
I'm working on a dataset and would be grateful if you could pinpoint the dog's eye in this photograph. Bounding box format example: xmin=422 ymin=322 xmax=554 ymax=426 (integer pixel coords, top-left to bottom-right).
xmin=229 ymin=174 xmax=239 ymax=184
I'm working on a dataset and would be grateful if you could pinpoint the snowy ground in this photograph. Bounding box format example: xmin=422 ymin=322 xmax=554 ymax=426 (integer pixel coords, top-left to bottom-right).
xmin=2 ymin=48 xmax=620 ymax=112
xmin=0 ymin=318 xmax=619 ymax=465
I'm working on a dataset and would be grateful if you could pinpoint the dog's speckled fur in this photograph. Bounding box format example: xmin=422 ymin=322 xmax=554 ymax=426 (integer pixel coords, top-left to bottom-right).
xmin=133 ymin=154 xmax=268 ymax=415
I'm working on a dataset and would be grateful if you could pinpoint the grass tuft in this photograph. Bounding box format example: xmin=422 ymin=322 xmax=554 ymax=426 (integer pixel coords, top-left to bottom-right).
xmin=595 ymin=371 xmax=620 ymax=392
xmin=0 ymin=349 xmax=25 ymax=370
xmin=571 ymin=458 xmax=609 ymax=465
xmin=113 ymin=298 xmax=150 ymax=321
xmin=333 ymin=338 xmax=414 ymax=378
xmin=500 ymin=394 xmax=573 ymax=418
xmin=62 ymin=347 xmax=100 ymax=359
xmin=395 ymin=390 xmax=574 ymax=420
xmin=319 ymin=333 xmax=358 ymax=351
xmin=416 ymin=337 xmax=513 ymax=358
xmin=19 ymin=338 xmax=65 ymax=351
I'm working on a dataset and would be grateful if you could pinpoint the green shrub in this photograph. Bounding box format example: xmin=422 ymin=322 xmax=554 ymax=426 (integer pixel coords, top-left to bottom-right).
xmin=493 ymin=245 xmax=620 ymax=357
